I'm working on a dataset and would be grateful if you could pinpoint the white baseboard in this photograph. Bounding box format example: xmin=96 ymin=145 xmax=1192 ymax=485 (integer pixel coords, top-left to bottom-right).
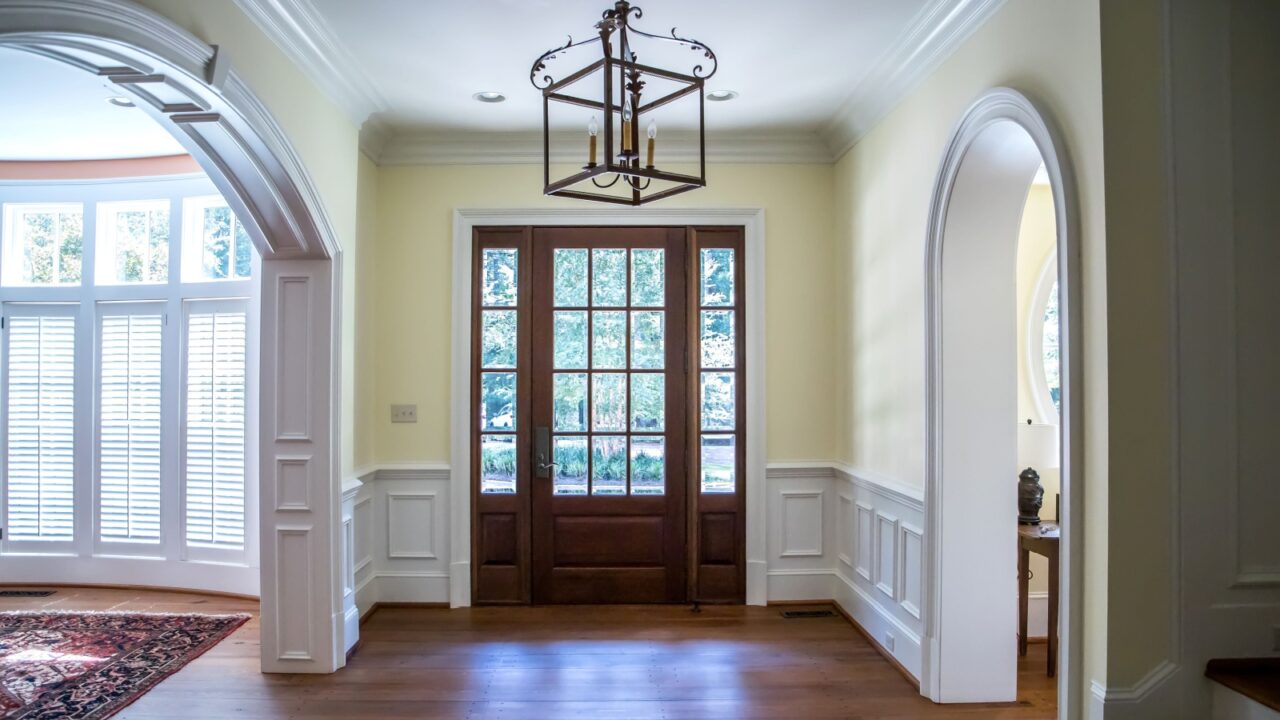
xmin=766 ymin=568 xmax=837 ymax=601
xmin=1091 ymin=661 xmax=1183 ymax=719
xmin=1025 ymin=590 xmax=1049 ymax=638
xmin=833 ymin=570 xmax=923 ymax=679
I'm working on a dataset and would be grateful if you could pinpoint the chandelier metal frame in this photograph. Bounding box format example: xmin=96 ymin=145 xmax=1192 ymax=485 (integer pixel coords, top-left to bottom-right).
xmin=530 ymin=0 xmax=718 ymax=205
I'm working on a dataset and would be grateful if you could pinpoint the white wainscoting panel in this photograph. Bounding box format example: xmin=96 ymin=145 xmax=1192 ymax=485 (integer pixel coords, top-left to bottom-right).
xmin=855 ymin=502 xmax=874 ymax=582
xmin=874 ymin=512 xmax=900 ymax=601
xmin=780 ymin=490 xmax=824 ymax=557
xmin=387 ymin=492 xmax=437 ymax=559
xmin=899 ymin=523 xmax=923 ymax=619
xmin=344 ymin=465 xmax=451 ymax=616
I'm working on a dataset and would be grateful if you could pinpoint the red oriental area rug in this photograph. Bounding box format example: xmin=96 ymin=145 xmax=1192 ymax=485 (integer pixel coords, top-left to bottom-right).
xmin=0 ymin=611 xmax=248 ymax=719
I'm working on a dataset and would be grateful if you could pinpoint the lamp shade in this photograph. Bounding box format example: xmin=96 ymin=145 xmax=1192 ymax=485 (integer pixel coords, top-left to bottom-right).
xmin=1017 ymin=422 xmax=1060 ymax=471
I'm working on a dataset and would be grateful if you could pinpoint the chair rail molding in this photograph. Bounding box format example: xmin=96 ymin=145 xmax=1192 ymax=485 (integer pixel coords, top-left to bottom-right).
xmin=0 ymin=0 xmax=345 ymax=674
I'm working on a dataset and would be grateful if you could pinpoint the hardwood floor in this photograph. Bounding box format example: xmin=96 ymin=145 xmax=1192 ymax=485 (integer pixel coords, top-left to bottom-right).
xmin=1 ymin=587 xmax=1056 ymax=719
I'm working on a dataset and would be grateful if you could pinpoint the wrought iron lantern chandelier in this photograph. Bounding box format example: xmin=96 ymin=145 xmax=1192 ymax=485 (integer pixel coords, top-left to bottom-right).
xmin=530 ymin=1 xmax=718 ymax=205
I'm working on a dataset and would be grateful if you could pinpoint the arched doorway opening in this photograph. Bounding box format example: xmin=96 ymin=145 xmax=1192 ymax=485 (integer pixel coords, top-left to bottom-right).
xmin=921 ymin=88 xmax=1083 ymax=718
xmin=0 ymin=0 xmax=346 ymax=673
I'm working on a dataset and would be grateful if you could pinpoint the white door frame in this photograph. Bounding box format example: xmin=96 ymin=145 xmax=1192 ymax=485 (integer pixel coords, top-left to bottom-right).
xmin=0 ymin=0 xmax=347 ymax=673
xmin=450 ymin=208 xmax=768 ymax=606
xmin=922 ymin=88 xmax=1084 ymax=718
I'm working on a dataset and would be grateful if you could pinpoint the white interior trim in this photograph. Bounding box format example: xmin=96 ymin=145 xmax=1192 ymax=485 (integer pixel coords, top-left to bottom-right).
xmin=241 ymin=0 xmax=1005 ymax=165
xmin=0 ymin=0 xmax=345 ymax=674
xmin=1027 ymin=252 xmax=1059 ymax=425
xmin=923 ymin=87 xmax=1084 ymax=718
xmin=451 ymin=207 xmax=767 ymax=607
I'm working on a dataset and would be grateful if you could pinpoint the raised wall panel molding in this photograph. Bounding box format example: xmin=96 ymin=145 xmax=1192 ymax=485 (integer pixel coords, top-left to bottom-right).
xmin=232 ymin=0 xmax=386 ymax=125
xmin=386 ymin=491 xmax=437 ymax=559
xmin=873 ymin=512 xmax=900 ymax=601
xmin=273 ymin=275 xmax=312 ymax=441
xmin=854 ymin=502 xmax=875 ymax=582
xmin=352 ymin=495 xmax=373 ymax=574
xmin=820 ymin=0 xmax=1008 ymax=159
xmin=898 ymin=523 xmax=923 ymax=619
xmin=274 ymin=526 xmax=314 ymax=662
xmin=380 ymin=130 xmax=834 ymax=166
xmin=779 ymin=490 xmax=825 ymax=558
xmin=274 ymin=456 xmax=312 ymax=511
xmin=836 ymin=493 xmax=853 ymax=569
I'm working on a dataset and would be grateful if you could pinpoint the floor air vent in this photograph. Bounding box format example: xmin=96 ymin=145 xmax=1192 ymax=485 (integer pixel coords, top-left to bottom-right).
xmin=0 ymin=590 xmax=56 ymax=598
xmin=780 ymin=609 xmax=835 ymax=619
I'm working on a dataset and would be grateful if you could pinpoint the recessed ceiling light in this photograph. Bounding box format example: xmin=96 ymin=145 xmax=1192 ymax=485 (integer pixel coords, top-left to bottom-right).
xmin=706 ymin=90 xmax=738 ymax=102
xmin=106 ymin=96 xmax=135 ymax=108
xmin=472 ymin=91 xmax=506 ymax=103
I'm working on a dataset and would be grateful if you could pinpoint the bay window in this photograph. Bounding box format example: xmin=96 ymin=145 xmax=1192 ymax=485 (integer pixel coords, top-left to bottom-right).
xmin=0 ymin=176 xmax=258 ymax=584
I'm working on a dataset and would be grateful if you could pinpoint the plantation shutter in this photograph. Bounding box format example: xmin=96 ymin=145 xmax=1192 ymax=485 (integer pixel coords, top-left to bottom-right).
xmin=98 ymin=310 xmax=163 ymax=543
xmin=184 ymin=303 xmax=247 ymax=549
xmin=4 ymin=310 xmax=77 ymax=542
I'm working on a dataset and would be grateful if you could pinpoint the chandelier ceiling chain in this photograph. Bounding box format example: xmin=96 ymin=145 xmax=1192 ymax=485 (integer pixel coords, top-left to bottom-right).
xmin=529 ymin=1 xmax=718 ymax=206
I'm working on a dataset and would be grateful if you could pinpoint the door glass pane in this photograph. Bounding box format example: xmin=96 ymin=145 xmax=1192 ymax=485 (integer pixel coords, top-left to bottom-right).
xmin=480 ymin=372 xmax=516 ymax=431
xmin=591 ymin=436 xmax=626 ymax=495
xmin=480 ymin=435 xmax=516 ymax=494
xmin=591 ymin=311 xmax=626 ymax=369
xmin=553 ymin=311 xmax=587 ymax=368
xmin=700 ymin=310 xmax=735 ymax=368
xmin=554 ymin=248 xmax=587 ymax=306
xmin=481 ymin=248 xmax=518 ymax=306
xmin=553 ymin=436 xmax=588 ymax=495
xmin=591 ymin=373 xmax=626 ymax=432
xmin=481 ymin=310 xmax=517 ymax=368
xmin=630 ymin=311 xmax=664 ymax=369
xmin=553 ymin=373 xmax=587 ymax=432
xmin=700 ymin=434 xmax=736 ymax=493
xmin=630 ymin=373 xmax=664 ymax=431
xmin=591 ymin=248 xmax=627 ymax=306
xmin=700 ymin=248 xmax=734 ymax=306
xmin=630 ymin=249 xmax=664 ymax=307
xmin=701 ymin=371 xmax=735 ymax=431
xmin=630 ymin=437 xmax=665 ymax=495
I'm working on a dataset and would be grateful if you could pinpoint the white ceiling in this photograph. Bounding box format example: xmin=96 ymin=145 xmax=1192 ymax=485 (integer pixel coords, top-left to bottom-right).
xmin=306 ymin=0 xmax=931 ymax=135
xmin=0 ymin=48 xmax=187 ymax=161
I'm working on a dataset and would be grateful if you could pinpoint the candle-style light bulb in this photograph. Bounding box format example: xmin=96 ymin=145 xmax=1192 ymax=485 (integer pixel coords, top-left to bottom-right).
xmin=587 ymin=116 xmax=598 ymax=166
xmin=646 ymin=119 xmax=656 ymax=168
xmin=621 ymin=97 xmax=633 ymax=152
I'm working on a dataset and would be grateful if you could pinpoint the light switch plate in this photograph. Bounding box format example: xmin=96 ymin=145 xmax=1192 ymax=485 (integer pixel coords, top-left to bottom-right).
xmin=391 ymin=404 xmax=417 ymax=423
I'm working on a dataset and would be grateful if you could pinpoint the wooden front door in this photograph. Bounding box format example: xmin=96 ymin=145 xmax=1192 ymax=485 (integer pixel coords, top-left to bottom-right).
xmin=529 ymin=227 xmax=687 ymax=603
xmin=471 ymin=225 xmax=745 ymax=606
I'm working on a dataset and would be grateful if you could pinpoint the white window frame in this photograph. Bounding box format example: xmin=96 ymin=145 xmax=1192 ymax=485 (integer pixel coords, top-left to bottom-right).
xmin=1027 ymin=252 xmax=1060 ymax=425
xmin=1 ymin=202 xmax=85 ymax=288
xmin=94 ymin=199 xmax=173 ymax=287
xmin=0 ymin=175 xmax=260 ymax=589
xmin=182 ymin=195 xmax=255 ymax=284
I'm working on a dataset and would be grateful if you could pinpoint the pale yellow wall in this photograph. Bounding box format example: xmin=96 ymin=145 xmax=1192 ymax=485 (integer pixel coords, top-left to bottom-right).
xmin=131 ymin=0 xmax=363 ymax=476
xmin=371 ymin=162 xmax=837 ymax=464
xmin=1099 ymin=0 xmax=1176 ymax=691
xmin=829 ymin=0 xmax=1110 ymax=702
xmin=1015 ymin=184 xmax=1059 ymax=596
xmin=354 ymin=154 xmax=379 ymax=469
xmin=1016 ymin=184 xmax=1057 ymax=426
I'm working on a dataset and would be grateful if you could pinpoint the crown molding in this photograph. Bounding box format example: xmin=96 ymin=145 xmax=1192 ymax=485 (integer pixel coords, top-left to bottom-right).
xmin=233 ymin=0 xmax=386 ymax=125
xmin=377 ymin=130 xmax=833 ymax=166
xmin=358 ymin=116 xmax=390 ymax=163
xmin=820 ymin=0 xmax=1007 ymax=160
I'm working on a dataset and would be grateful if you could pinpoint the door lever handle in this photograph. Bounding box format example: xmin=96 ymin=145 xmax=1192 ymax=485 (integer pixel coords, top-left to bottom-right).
xmin=535 ymin=426 xmax=554 ymax=478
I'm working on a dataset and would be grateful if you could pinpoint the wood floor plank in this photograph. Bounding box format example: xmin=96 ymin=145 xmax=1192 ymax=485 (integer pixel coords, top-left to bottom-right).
xmin=0 ymin=587 xmax=1056 ymax=719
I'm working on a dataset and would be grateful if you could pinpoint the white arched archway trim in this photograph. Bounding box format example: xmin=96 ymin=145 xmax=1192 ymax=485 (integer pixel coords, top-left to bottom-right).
xmin=923 ymin=88 xmax=1083 ymax=718
xmin=0 ymin=0 xmax=348 ymax=673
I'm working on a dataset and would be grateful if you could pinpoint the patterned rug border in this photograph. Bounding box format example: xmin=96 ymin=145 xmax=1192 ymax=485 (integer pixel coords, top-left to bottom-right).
xmin=0 ymin=611 xmax=251 ymax=720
